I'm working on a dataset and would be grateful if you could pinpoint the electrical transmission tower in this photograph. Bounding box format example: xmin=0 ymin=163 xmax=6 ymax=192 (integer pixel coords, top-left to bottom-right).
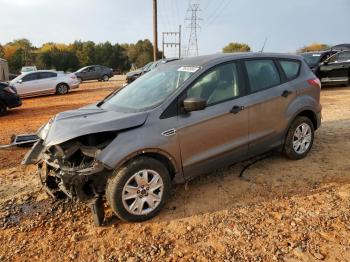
xmin=185 ymin=3 xmax=202 ymax=57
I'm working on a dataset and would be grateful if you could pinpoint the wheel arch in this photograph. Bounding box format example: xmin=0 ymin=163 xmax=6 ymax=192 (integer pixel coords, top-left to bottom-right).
xmin=111 ymin=149 xmax=181 ymax=182
xmin=56 ymin=82 xmax=70 ymax=89
xmin=285 ymin=108 xmax=318 ymax=140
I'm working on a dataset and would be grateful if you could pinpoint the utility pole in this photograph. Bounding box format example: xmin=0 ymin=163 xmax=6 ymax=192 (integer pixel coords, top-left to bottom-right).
xmin=153 ymin=0 xmax=158 ymax=62
xmin=162 ymin=25 xmax=182 ymax=59
xmin=185 ymin=3 xmax=202 ymax=57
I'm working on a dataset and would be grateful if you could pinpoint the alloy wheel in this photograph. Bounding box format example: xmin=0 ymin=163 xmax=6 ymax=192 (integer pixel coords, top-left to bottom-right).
xmin=122 ymin=169 xmax=164 ymax=215
xmin=293 ymin=123 xmax=312 ymax=154
xmin=57 ymin=84 xmax=68 ymax=95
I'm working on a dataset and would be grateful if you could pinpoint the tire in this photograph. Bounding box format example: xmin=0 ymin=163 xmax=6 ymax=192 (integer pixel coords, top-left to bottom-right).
xmin=102 ymin=75 xmax=109 ymax=81
xmin=283 ymin=116 xmax=314 ymax=160
xmin=0 ymin=100 xmax=7 ymax=116
xmin=106 ymin=157 xmax=171 ymax=222
xmin=56 ymin=83 xmax=69 ymax=95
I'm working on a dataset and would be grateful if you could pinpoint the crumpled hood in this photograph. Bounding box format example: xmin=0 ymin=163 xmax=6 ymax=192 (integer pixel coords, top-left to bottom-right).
xmin=42 ymin=104 xmax=148 ymax=147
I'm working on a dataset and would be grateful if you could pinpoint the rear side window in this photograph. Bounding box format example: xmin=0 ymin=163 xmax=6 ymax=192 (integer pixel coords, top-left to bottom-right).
xmin=279 ymin=60 xmax=300 ymax=80
xmin=338 ymin=52 xmax=350 ymax=62
xmin=39 ymin=72 xmax=57 ymax=79
xmin=244 ymin=60 xmax=280 ymax=93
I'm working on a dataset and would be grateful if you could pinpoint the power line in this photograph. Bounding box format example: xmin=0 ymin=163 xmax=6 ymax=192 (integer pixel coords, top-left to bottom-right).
xmin=202 ymin=0 xmax=231 ymax=28
xmin=162 ymin=25 xmax=182 ymax=59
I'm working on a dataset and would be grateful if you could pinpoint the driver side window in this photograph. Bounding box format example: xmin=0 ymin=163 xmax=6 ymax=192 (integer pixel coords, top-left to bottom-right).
xmin=22 ymin=73 xmax=38 ymax=82
xmin=186 ymin=62 xmax=241 ymax=106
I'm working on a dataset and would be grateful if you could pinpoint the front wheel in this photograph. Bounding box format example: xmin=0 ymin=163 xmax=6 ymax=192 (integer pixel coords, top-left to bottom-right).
xmin=102 ymin=75 xmax=109 ymax=81
xmin=106 ymin=157 xmax=171 ymax=222
xmin=283 ymin=116 xmax=314 ymax=160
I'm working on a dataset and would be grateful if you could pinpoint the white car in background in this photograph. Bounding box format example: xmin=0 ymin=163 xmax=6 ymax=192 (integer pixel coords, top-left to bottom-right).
xmin=20 ymin=66 xmax=37 ymax=74
xmin=10 ymin=70 xmax=80 ymax=97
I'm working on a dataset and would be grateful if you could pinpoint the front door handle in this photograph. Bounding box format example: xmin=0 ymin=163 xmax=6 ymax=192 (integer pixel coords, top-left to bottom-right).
xmin=281 ymin=90 xmax=292 ymax=98
xmin=230 ymin=105 xmax=244 ymax=114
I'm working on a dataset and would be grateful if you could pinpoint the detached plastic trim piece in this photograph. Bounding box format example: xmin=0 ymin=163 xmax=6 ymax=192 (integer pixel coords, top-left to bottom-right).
xmin=0 ymin=134 xmax=39 ymax=149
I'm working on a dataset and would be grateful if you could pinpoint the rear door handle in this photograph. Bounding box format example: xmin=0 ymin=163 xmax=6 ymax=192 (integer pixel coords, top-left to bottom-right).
xmin=230 ymin=105 xmax=244 ymax=114
xmin=281 ymin=90 xmax=292 ymax=98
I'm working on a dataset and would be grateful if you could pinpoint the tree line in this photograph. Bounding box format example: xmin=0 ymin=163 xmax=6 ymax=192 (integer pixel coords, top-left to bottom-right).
xmin=0 ymin=38 xmax=162 ymax=73
xmin=0 ymin=38 xmax=331 ymax=73
xmin=222 ymin=42 xmax=330 ymax=53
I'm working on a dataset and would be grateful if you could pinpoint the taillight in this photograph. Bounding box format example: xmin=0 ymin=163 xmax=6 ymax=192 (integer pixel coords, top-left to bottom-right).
xmin=3 ymin=86 xmax=16 ymax=94
xmin=307 ymin=78 xmax=321 ymax=88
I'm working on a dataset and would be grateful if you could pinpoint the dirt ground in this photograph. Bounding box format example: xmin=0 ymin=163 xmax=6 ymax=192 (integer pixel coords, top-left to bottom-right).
xmin=0 ymin=80 xmax=349 ymax=262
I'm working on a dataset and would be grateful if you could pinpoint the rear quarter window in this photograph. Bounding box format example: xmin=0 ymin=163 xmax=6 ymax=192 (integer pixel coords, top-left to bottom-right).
xmin=338 ymin=52 xmax=350 ymax=62
xmin=244 ymin=59 xmax=281 ymax=93
xmin=278 ymin=60 xmax=301 ymax=80
xmin=39 ymin=72 xmax=57 ymax=79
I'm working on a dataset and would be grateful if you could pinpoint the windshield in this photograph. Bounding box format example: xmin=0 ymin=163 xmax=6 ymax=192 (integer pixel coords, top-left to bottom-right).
xmin=76 ymin=66 xmax=88 ymax=73
xmin=10 ymin=74 xmax=24 ymax=84
xmin=301 ymin=53 xmax=322 ymax=67
xmin=100 ymin=65 xmax=198 ymax=113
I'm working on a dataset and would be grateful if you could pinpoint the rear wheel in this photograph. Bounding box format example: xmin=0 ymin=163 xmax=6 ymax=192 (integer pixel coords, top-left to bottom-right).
xmin=102 ymin=75 xmax=109 ymax=81
xmin=283 ymin=116 xmax=314 ymax=160
xmin=56 ymin=83 xmax=69 ymax=95
xmin=106 ymin=157 xmax=171 ymax=222
xmin=0 ymin=101 xmax=7 ymax=116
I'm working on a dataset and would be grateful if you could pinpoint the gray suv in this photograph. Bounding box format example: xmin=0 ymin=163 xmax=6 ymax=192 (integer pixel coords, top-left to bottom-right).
xmin=23 ymin=53 xmax=322 ymax=225
xmin=75 ymin=65 xmax=114 ymax=82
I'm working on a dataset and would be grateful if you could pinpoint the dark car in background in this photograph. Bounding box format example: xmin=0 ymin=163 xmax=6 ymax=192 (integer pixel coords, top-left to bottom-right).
xmin=126 ymin=58 xmax=179 ymax=84
xmin=301 ymin=51 xmax=337 ymax=72
xmin=301 ymin=44 xmax=350 ymax=86
xmin=0 ymin=82 xmax=22 ymax=116
xmin=317 ymin=50 xmax=350 ymax=86
xmin=75 ymin=65 xmax=114 ymax=82
xmin=125 ymin=62 xmax=154 ymax=84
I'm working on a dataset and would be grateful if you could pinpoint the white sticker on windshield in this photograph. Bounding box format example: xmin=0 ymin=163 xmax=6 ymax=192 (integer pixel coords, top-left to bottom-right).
xmin=177 ymin=66 xmax=200 ymax=73
xmin=312 ymin=54 xmax=321 ymax=57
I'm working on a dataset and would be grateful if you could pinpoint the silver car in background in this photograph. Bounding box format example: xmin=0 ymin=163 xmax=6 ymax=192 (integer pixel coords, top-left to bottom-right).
xmin=10 ymin=70 xmax=80 ymax=97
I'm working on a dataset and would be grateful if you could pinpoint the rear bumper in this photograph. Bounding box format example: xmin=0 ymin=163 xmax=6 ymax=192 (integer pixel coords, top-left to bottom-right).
xmin=70 ymin=83 xmax=79 ymax=89
xmin=316 ymin=110 xmax=322 ymax=130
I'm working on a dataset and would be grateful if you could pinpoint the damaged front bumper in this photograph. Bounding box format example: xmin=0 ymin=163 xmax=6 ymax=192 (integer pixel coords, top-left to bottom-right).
xmin=23 ymin=139 xmax=112 ymax=202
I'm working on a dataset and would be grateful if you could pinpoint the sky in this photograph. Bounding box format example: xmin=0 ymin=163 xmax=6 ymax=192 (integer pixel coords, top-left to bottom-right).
xmin=0 ymin=0 xmax=349 ymax=57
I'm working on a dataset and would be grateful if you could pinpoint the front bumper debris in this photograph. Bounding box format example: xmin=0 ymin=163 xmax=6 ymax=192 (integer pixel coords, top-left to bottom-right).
xmin=37 ymin=159 xmax=109 ymax=226
xmin=0 ymin=134 xmax=39 ymax=149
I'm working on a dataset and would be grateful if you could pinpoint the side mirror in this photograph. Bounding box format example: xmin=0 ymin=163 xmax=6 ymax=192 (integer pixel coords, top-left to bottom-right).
xmin=183 ymin=97 xmax=207 ymax=112
xmin=17 ymin=79 xmax=23 ymax=84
